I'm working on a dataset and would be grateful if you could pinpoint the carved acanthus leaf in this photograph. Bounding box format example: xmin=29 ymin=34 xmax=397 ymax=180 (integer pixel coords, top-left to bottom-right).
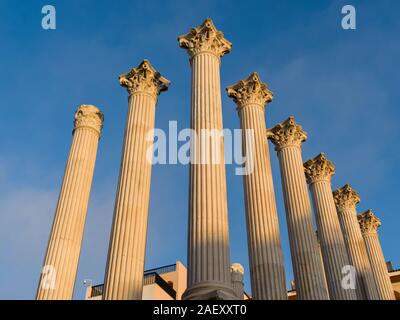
xmin=178 ymin=18 xmax=232 ymax=59
xmin=268 ymin=116 xmax=307 ymax=150
xmin=333 ymin=184 xmax=361 ymax=210
xmin=304 ymin=153 xmax=335 ymax=184
xmin=358 ymin=209 xmax=381 ymax=235
xmin=227 ymin=72 xmax=273 ymax=108
xmin=119 ymin=59 xmax=170 ymax=97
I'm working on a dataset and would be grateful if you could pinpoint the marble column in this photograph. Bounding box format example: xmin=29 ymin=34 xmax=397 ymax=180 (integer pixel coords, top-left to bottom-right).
xmin=358 ymin=210 xmax=395 ymax=300
xmin=36 ymin=105 xmax=103 ymax=300
xmin=226 ymin=73 xmax=287 ymax=300
xmin=304 ymin=154 xmax=357 ymax=300
xmin=333 ymin=185 xmax=378 ymax=300
xmin=103 ymin=60 xmax=170 ymax=300
xmin=268 ymin=117 xmax=329 ymax=300
xmin=178 ymin=18 xmax=236 ymax=300
xmin=231 ymin=263 xmax=245 ymax=300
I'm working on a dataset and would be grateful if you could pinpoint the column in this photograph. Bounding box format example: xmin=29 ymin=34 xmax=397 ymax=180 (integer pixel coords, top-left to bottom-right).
xmin=304 ymin=154 xmax=357 ymax=300
xmin=226 ymin=73 xmax=287 ymax=300
xmin=268 ymin=117 xmax=329 ymax=300
xmin=103 ymin=60 xmax=170 ymax=300
xmin=358 ymin=210 xmax=395 ymax=300
xmin=230 ymin=263 xmax=245 ymax=300
xmin=36 ymin=105 xmax=104 ymax=300
xmin=333 ymin=184 xmax=379 ymax=300
xmin=178 ymin=18 xmax=236 ymax=300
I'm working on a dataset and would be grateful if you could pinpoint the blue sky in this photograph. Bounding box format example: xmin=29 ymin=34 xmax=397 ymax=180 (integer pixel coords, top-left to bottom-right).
xmin=0 ymin=0 xmax=399 ymax=299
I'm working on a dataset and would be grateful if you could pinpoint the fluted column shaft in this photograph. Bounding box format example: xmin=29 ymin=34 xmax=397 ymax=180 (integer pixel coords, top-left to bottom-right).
xmin=304 ymin=154 xmax=357 ymax=300
xmin=363 ymin=233 xmax=394 ymax=299
xmin=310 ymin=182 xmax=357 ymax=299
xmin=269 ymin=117 xmax=329 ymax=300
xmin=227 ymin=73 xmax=287 ymax=300
xmin=336 ymin=208 xmax=378 ymax=299
xmin=334 ymin=185 xmax=378 ymax=300
xmin=359 ymin=210 xmax=395 ymax=300
xmin=103 ymin=60 xmax=169 ymax=300
xmin=37 ymin=105 xmax=103 ymax=300
xmin=179 ymin=19 xmax=235 ymax=300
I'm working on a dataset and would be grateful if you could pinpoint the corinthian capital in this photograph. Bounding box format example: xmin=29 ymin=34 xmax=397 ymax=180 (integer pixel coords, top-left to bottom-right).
xmin=358 ymin=209 xmax=381 ymax=235
xmin=333 ymin=184 xmax=360 ymax=210
xmin=74 ymin=105 xmax=104 ymax=135
xmin=304 ymin=153 xmax=335 ymax=184
xmin=267 ymin=116 xmax=307 ymax=150
xmin=178 ymin=18 xmax=232 ymax=59
xmin=119 ymin=59 xmax=170 ymax=97
xmin=226 ymin=72 xmax=273 ymax=108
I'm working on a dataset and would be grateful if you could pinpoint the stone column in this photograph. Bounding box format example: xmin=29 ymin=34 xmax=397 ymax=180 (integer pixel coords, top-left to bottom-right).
xmin=268 ymin=117 xmax=329 ymax=300
xmin=358 ymin=210 xmax=395 ymax=300
xmin=230 ymin=263 xmax=245 ymax=300
xmin=36 ymin=105 xmax=103 ymax=300
xmin=333 ymin=185 xmax=378 ymax=300
xmin=178 ymin=19 xmax=236 ymax=300
xmin=304 ymin=154 xmax=357 ymax=300
xmin=103 ymin=60 xmax=170 ymax=300
xmin=226 ymin=73 xmax=287 ymax=300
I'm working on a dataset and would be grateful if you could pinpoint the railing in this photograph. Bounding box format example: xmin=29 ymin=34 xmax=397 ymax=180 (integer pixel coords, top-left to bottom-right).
xmin=143 ymin=272 xmax=176 ymax=299
xmin=90 ymin=284 xmax=104 ymax=298
xmin=89 ymin=268 xmax=177 ymax=299
xmin=144 ymin=263 xmax=176 ymax=275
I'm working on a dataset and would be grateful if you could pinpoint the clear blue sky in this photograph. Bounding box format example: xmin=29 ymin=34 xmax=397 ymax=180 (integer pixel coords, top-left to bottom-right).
xmin=0 ymin=0 xmax=399 ymax=299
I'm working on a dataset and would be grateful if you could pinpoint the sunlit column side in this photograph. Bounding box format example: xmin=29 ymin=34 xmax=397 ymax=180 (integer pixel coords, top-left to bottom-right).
xmin=103 ymin=60 xmax=170 ymax=300
xmin=304 ymin=154 xmax=357 ymax=300
xmin=358 ymin=210 xmax=395 ymax=300
xmin=37 ymin=105 xmax=103 ymax=300
xmin=333 ymin=185 xmax=379 ymax=300
xmin=226 ymin=73 xmax=287 ymax=300
xmin=178 ymin=19 xmax=236 ymax=300
xmin=268 ymin=117 xmax=329 ymax=300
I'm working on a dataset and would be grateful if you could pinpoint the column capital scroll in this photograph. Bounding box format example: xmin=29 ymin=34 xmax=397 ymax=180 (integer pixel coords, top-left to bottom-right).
xmin=178 ymin=18 xmax=232 ymax=59
xmin=119 ymin=59 xmax=170 ymax=98
xmin=304 ymin=153 xmax=335 ymax=184
xmin=226 ymin=72 xmax=273 ymax=108
xmin=333 ymin=184 xmax=361 ymax=211
xmin=268 ymin=116 xmax=307 ymax=150
xmin=358 ymin=209 xmax=381 ymax=235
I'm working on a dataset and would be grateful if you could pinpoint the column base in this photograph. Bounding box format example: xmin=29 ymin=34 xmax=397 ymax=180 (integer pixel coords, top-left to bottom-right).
xmin=182 ymin=282 xmax=238 ymax=300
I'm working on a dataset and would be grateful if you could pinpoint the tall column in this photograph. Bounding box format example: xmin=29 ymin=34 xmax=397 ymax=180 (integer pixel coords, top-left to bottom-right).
xmin=230 ymin=263 xmax=245 ymax=300
xmin=268 ymin=117 xmax=329 ymax=300
xmin=103 ymin=60 xmax=170 ymax=300
xmin=36 ymin=105 xmax=103 ymax=300
xmin=226 ymin=73 xmax=287 ymax=300
xmin=304 ymin=154 xmax=357 ymax=300
xmin=178 ymin=18 xmax=236 ymax=300
xmin=358 ymin=210 xmax=395 ymax=300
xmin=333 ymin=185 xmax=378 ymax=300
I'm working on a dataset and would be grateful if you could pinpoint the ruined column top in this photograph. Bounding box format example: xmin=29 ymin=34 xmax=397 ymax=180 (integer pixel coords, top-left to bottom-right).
xmin=333 ymin=184 xmax=361 ymax=211
xmin=119 ymin=59 xmax=170 ymax=98
xmin=358 ymin=209 xmax=381 ymax=235
xmin=304 ymin=153 xmax=336 ymax=184
xmin=230 ymin=263 xmax=244 ymax=275
xmin=73 ymin=104 xmax=104 ymax=135
xmin=267 ymin=116 xmax=307 ymax=151
xmin=178 ymin=18 xmax=232 ymax=59
xmin=226 ymin=72 xmax=273 ymax=109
